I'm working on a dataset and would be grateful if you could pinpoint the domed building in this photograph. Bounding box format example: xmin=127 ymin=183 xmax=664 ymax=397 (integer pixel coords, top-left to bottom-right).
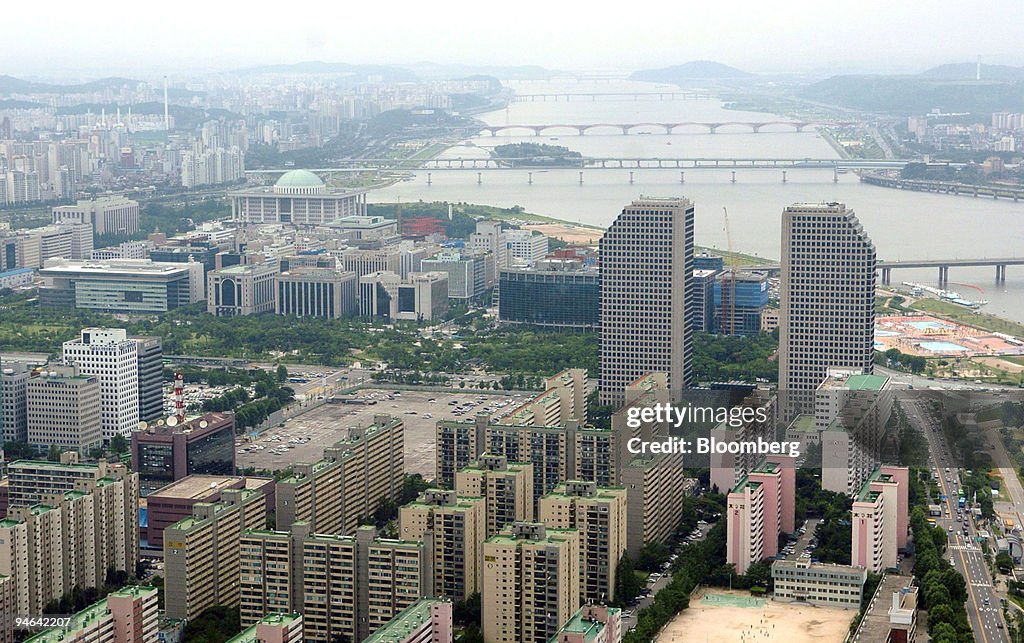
xmin=231 ymin=169 xmax=369 ymax=225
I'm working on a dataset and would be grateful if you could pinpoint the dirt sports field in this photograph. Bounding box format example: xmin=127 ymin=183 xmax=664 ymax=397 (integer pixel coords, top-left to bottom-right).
xmin=657 ymin=589 xmax=853 ymax=643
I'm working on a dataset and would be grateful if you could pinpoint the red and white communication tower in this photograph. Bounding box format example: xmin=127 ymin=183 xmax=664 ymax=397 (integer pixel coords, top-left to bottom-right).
xmin=173 ymin=372 xmax=186 ymax=424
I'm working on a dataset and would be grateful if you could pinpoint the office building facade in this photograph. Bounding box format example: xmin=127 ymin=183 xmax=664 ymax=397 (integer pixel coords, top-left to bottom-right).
xmin=26 ymin=368 xmax=103 ymax=453
xmin=498 ymin=263 xmax=599 ymax=330
xmin=52 ymin=197 xmax=139 ymax=237
xmin=276 ymin=268 xmax=358 ymax=318
xmin=599 ymin=198 xmax=693 ymax=405
xmin=39 ymin=259 xmax=204 ymax=313
xmin=62 ymin=328 xmax=139 ymax=442
xmin=779 ymin=202 xmax=876 ymax=419
xmin=132 ymin=336 xmax=164 ymax=424
xmin=207 ymin=261 xmax=279 ymax=316
xmin=131 ymin=412 xmax=236 ymax=495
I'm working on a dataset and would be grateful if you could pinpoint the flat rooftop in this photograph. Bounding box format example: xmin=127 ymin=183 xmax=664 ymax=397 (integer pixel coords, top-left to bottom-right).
xmin=853 ymin=574 xmax=915 ymax=642
xmin=149 ymin=475 xmax=243 ymax=501
xmin=363 ymin=598 xmax=442 ymax=643
xmin=787 ymin=414 xmax=817 ymax=433
xmin=224 ymin=613 xmax=302 ymax=643
xmin=555 ymin=607 xmax=621 ymax=641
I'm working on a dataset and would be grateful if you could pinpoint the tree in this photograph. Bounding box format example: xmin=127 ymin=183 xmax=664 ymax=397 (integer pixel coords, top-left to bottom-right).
xmin=997 ymin=551 xmax=1014 ymax=573
xmin=276 ymin=364 xmax=289 ymax=382
xmin=110 ymin=434 xmax=129 ymax=455
xmin=613 ymin=554 xmax=644 ymax=606
xmin=47 ymin=444 xmax=61 ymax=462
xmin=635 ymin=542 xmax=670 ymax=572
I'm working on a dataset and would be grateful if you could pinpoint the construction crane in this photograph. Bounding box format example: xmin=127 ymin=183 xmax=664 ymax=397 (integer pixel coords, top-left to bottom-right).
xmin=722 ymin=207 xmax=737 ymax=335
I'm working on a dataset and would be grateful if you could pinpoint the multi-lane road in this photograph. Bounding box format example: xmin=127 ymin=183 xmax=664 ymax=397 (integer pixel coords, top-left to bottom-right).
xmin=906 ymin=397 xmax=1008 ymax=642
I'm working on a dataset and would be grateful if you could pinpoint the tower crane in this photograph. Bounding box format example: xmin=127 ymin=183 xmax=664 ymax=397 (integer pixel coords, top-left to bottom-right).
xmin=722 ymin=207 xmax=737 ymax=335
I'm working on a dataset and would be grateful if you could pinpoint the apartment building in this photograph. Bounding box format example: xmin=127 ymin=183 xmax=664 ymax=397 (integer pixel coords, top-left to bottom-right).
xmin=549 ymin=605 xmax=622 ymax=643
xmin=771 ymin=560 xmax=867 ymax=609
xmin=399 ymin=489 xmax=485 ymax=601
xmin=6 ymin=455 xmax=129 ymax=508
xmin=276 ymin=416 xmax=404 ymax=535
xmin=163 ymin=488 xmax=267 ymax=620
xmin=0 ymin=469 xmax=139 ymax=620
xmin=23 ymin=586 xmax=158 ymax=643
xmin=482 ymin=522 xmax=581 ymax=643
xmin=240 ymin=523 xmax=430 ymax=642
xmin=619 ymin=454 xmax=693 ymax=557
xmin=726 ymin=458 xmax=796 ymax=574
xmin=708 ymin=387 xmax=777 ymax=494
xmin=0 ymin=574 xmax=13 ymax=643
xmin=538 ymin=481 xmax=628 ymax=603
xmin=817 ymin=370 xmax=893 ymax=496
xmin=225 ymin=614 xmax=303 ymax=643
xmin=455 ymin=454 xmax=533 ymax=537
xmin=851 ymin=466 xmax=909 ymax=573
xmin=363 ymin=598 xmax=453 ymax=643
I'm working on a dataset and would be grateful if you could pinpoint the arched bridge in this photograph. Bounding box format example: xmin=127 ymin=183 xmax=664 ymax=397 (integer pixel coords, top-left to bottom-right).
xmin=479 ymin=121 xmax=853 ymax=136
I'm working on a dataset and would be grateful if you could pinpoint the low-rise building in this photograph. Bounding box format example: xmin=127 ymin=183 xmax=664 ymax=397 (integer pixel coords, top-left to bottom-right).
xmin=225 ymin=614 xmax=303 ymax=643
xmin=38 ymin=258 xmax=204 ymax=313
xmin=207 ymin=261 xmax=279 ymax=316
xmin=771 ymin=560 xmax=867 ymax=609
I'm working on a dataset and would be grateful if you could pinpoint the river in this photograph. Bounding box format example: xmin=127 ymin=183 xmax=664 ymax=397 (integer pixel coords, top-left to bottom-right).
xmin=371 ymin=79 xmax=1024 ymax=324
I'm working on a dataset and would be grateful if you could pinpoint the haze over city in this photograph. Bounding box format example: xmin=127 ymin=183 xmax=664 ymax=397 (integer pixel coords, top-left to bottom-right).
xmin=3 ymin=0 xmax=1023 ymax=77
xmin=2 ymin=4 xmax=1024 ymax=643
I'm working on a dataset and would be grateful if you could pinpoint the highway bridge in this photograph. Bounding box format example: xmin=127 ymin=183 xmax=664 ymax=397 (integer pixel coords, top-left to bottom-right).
xmin=743 ymin=258 xmax=1024 ymax=285
xmin=246 ymin=158 xmax=912 ymax=172
xmin=478 ymin=121 xmax=855 ymax=136
xmin=510 ymin=91 xmax=712 ymax=101
xmin=861 ymin=172 xmax=1024 ymax=201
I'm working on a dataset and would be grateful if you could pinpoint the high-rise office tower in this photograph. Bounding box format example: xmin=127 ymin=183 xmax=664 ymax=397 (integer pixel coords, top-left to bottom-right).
xmin=62 ymin=328 xmax=139 ymax=442
xmin=779 ymin=203 xmax=876 ymax=420
xmin=131 ymin=337 xmax=164 ymax=424
xmin=599 ymin=198 xmax=694 ymax=405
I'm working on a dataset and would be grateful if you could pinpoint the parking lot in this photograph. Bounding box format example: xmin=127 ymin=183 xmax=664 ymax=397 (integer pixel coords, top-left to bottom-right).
xmin=235 ymin=388 xmax=531 ymax=479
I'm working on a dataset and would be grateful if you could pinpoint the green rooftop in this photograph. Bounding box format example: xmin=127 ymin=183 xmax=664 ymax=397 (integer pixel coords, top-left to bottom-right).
xmin=364 ymin=598 xmax=446 ymax=643
xmin=224 ymin=613 xmax=302 ymax=643
xmin=844 ymin=374 xmax=888 ymax=391
xmin=25 ymin=587 xmax=156 ymax=643
xmin=551 ymin=606 xmax=622 ymax=642
xmin=787 ymin=414 xmax=817 ymax=433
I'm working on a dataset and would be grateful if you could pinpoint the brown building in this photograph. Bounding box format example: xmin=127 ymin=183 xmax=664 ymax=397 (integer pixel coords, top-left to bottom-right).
xmin=144 ymin=475 xmax=274 ymax=548
xmin=454 ymin=454 xmax=533 ymax=537
xmin=399 ymin=489 xmax=485 ymax=601
xmin=131 ymin=413 xmax=236 ymax=495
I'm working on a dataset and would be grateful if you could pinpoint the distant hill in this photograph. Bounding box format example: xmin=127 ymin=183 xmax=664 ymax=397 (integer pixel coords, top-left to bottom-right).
xmin=402 ymin=62 xmax=556 ymax=80
xmin=232 ymin=61 xmax=417 ymax=83
xmin=630 ymin=61 xmax=753 ymax=84
xmin=799 ymin=74 xmax=1024 ymax=114
xmin=920 ymin=62 xmax=1024 ymax=81
xmin=0 ymin=75 xmax=142 ymax=95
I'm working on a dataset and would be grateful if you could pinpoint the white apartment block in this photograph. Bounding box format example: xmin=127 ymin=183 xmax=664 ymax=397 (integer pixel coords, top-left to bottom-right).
xmin=62 ymin=328 xmax=139 ymax=441
xmin=52 ymin=197 xmax=139 ymax=237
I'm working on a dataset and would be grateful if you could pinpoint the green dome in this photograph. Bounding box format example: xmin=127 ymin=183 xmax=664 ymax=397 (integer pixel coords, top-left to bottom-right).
xmin=275 ymin=169 xmax=325 ymax=189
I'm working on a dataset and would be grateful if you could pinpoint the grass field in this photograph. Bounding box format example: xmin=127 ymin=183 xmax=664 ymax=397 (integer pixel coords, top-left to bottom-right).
xmin=911 ymin=298 xmax=1024 ymax=338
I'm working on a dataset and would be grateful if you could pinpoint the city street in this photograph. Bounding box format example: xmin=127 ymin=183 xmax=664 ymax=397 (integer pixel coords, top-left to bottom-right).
xmin=907 ymin=397 xmax=1008 ymax=642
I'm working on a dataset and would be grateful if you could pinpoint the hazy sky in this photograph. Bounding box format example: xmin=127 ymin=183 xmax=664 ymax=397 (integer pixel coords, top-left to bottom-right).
xmin=5 ymin=0 xmax=1022 ymax=79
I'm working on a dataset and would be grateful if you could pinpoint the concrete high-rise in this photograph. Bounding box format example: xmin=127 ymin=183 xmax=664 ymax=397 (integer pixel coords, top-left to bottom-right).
xmin=26 ymin=367 xmax=103 ymax=453
xmin=482 ymin=522 xmax=580 ymax=643
xmin=399 ymin=489 xmax=485 ymax=601
xmin=62 ymin=328 xmax=139 ymax=442
xmin=537 ymin=481 xmax=627 ymax=604
xmin=599 ymin=198 xmax=694 ymax=405
xmin=779 ymin=202 xmax=876 ymax=420
xmin=131 ymin=337 xmax=164 ymax=424
xmin=455 ymin=454 xmax=533 ymax=537
xmin=240 ymin=524 xmax=430 ymax=642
